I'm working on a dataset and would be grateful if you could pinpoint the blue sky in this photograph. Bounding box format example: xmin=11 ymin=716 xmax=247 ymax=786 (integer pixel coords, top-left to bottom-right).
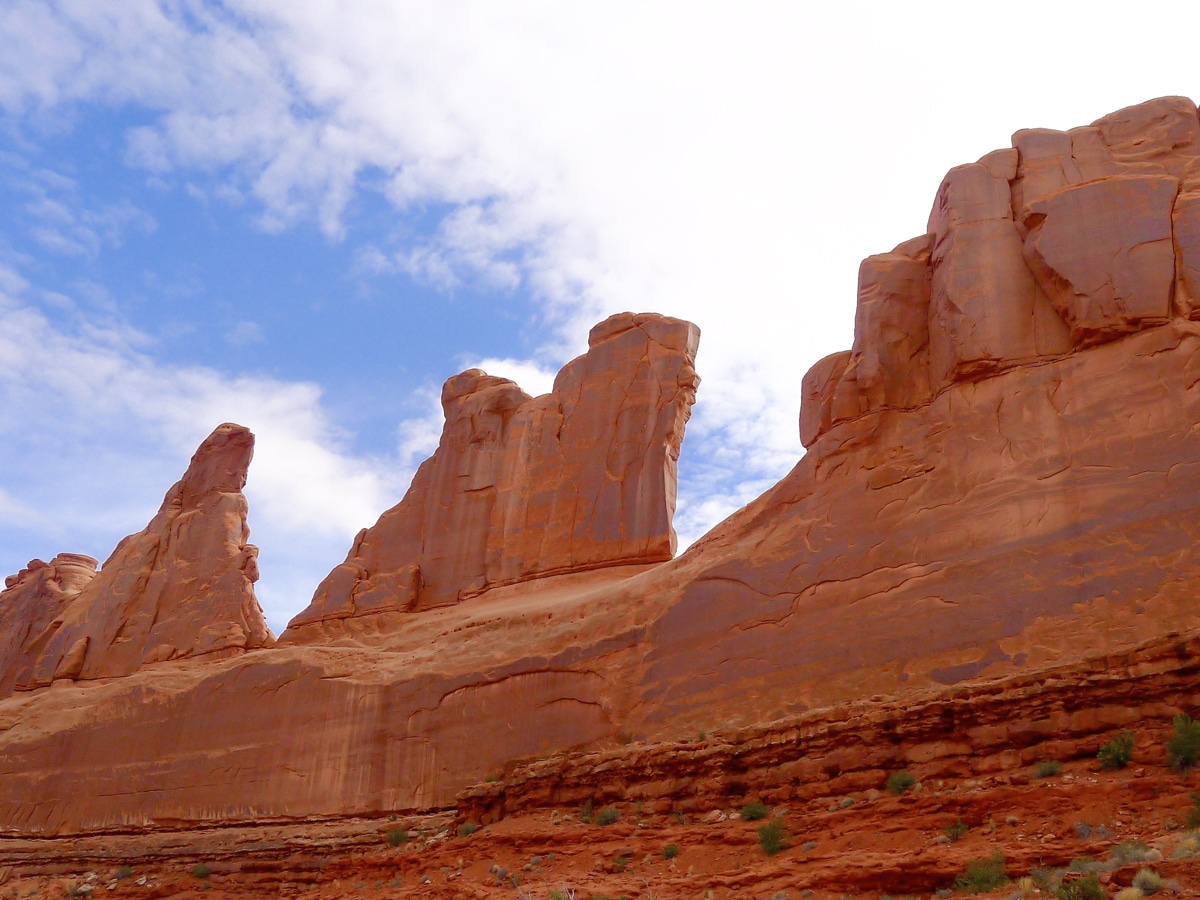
xmin=1 ymin=2 xmax=1197 ymax=632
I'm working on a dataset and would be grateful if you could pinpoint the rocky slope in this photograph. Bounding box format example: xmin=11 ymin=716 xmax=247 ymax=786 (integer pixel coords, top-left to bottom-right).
xmin=4 ymin=96 xmax=1200 ymax=839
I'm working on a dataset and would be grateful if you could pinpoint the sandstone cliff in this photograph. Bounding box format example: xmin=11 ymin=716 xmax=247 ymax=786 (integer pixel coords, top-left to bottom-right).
xmin=802 ymin=95 xmax=1200 ymax=445
xmin=0 ymin=423 xmax=272 ymax=700
xmin=285 ymin=311 xmax=700 ymax=638
xmin=3 ymin=97 xmax=1200 ymax=835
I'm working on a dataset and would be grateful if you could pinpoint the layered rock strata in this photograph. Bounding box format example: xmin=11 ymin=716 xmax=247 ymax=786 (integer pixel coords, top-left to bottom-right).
xmin=4 ymin=98 xmax=1200 ymax=835
xmin=286 ymin=311 xmax=700 ymax=637
xmin=460 ymin=627 xmax=1200 ymax=824
xmin=0 ymin=423 xmax=272 ymax=699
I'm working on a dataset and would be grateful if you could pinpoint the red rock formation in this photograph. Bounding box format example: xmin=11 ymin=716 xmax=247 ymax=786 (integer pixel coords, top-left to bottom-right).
xmin=286 ymin=311 xmax=700 ymax=637
xmin=927 ymin=148 xmax=1072 ymax=387
xmin=1175 ymin=189 xmax=1200 ymax=314
xmin=1023 ymin=174 xmax=1176 ymax=344
xmin=6 ymin=98 xmax=1200 ymax=837
xmin=0 ymin=423 xmax=271 ymax=698
xmin=0 ymin=554 xmax=97 ymax=699
xmin=802 ymin=95 xmax=1200 ymax=447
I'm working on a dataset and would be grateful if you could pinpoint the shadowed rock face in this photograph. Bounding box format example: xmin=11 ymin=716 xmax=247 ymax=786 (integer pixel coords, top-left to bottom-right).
xmin=285 ymin=311 xmax=700 ymax=639
xmin=7 ymin=98 xmax=1200 ymax=836
xmin=0 ymin=423 xmax=272 ymax=698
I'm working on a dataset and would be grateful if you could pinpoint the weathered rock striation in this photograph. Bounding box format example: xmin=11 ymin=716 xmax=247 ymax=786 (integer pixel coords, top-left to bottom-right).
xmin=285 ymin=311 xmax=700 ymax=638
xmin=4 ymin=97 xmax=1200 ymax=835
xmin=0 ymin=423 xmax=272 ymax=700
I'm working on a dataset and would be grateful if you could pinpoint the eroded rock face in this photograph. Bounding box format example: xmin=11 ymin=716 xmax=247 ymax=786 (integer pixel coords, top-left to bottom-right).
xmin=286 ymin=311 xmax=700 ymax=637
xmin=927 ymin=149 xmax=1072 ymax=387
xmin=0 ymin=554 xmax=97 ymax=698
xmin=0 ymin=423 xmax=272 ymax=697
xmin=802 ymin=95 xmax=1200 ymax=447
xmin=1023 ymin=174 xmax=1176 ymax=344
xmin=1173 ymin=190 xmax=1200 ymax=316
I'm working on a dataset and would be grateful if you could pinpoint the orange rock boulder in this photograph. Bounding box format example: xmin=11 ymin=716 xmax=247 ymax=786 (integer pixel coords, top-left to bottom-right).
xmin=286 ymin=312 xmax=700 ymax=637
xmin=0 ymin=423 xmax=272 ymax=697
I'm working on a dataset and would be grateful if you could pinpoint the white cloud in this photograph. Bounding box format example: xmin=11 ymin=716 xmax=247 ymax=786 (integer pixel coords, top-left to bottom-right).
xmin=8 ymin=155 xmax=157 ymax=259
xmin=395 ymin=385 xmax=444 ymax=472
xmin=225 ymin=320 xmax=264 ymax=346
xmin=0 ymin=485 xmax=40 ymax=527
xmin=465 ymin=357 xmax=557 ymax=399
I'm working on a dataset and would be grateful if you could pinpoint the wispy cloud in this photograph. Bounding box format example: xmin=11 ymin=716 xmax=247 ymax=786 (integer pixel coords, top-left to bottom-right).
xmin=5 ymin=154 xmax=157 ymax=260
xmin=225 ymin=320 xmax=264 ymax=346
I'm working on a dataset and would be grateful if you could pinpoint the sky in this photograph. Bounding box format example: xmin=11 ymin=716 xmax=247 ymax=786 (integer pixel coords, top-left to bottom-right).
xmin=0 ymin=1 xmax=1197 ymax=633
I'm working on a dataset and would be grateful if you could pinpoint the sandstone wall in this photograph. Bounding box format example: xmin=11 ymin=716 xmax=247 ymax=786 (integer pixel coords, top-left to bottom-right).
xmin=285 ymin=311 xmax=700 ymax=638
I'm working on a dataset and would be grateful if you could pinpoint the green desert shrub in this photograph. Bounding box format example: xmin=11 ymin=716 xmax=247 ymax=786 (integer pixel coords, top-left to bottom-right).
xmin=943 ymin=820 xmax=969 ymax=843
xmin=953 ymin=852 xmax=1007 ymax=894
xmin=595 ymin=806 xmax=619 ymax=826
xmin=1054 ymin=874 xmax=1105 ymax=900
xmin=386 ymin=827 xmax=409 ymax=847
xmin=190 ymin=864 xmax=211 ymax=880
xmin=663 ymin=843 xmax=680 ymax=859
xmin=1168 ymin=714 xmax=1200 ymax=770
xmin=1098 ymin=731 xmax=1136 ymax=769
xmin=741 ymin=801 xmax=770 ymax=821
xmin=1186 ymin=793 xmax=1200 ymax=830
xmin=757 ymin=819 xmax=788 ymax=856
xmin=113 ymin=868 xmax=134 ymax=881
xmin=1033 ymin=760 xmax=1062 ymax=779
xmin=1132 ymin=869 xmax=1165 ymax=895
xmin=887 ymin=770 xmax=917 ymax=795
xmin=1109 ymin=841 xmax=1153 ymax=865
xmin=457 ymin=822 xmax=478 ymax=837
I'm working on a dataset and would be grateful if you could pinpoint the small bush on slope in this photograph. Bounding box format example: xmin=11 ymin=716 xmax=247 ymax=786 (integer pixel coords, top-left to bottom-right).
xmin=1098 ymin=731 xmax=1136 ymax=769
xmin=1168 ymin=714 xmax=1200 ymax=770
xmin=741 ymin=801 xmax=769 ymax=820
xmin=1054 ymin=874 xmax=1105 ymax=900
xmin=953 ymin=853 xmax=1007 ymax=894
xmin=1034 ymin=760 xmax=1062 ymax=779
xmin=758 ymin=819 xmax=789 ymax=856
xmin=595 ymin=806 xmax=619 ymax=826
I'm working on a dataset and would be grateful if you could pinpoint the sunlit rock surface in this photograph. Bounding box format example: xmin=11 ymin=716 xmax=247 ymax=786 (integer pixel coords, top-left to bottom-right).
xmin=4 ymin=98 xmax=1200 ymax=835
